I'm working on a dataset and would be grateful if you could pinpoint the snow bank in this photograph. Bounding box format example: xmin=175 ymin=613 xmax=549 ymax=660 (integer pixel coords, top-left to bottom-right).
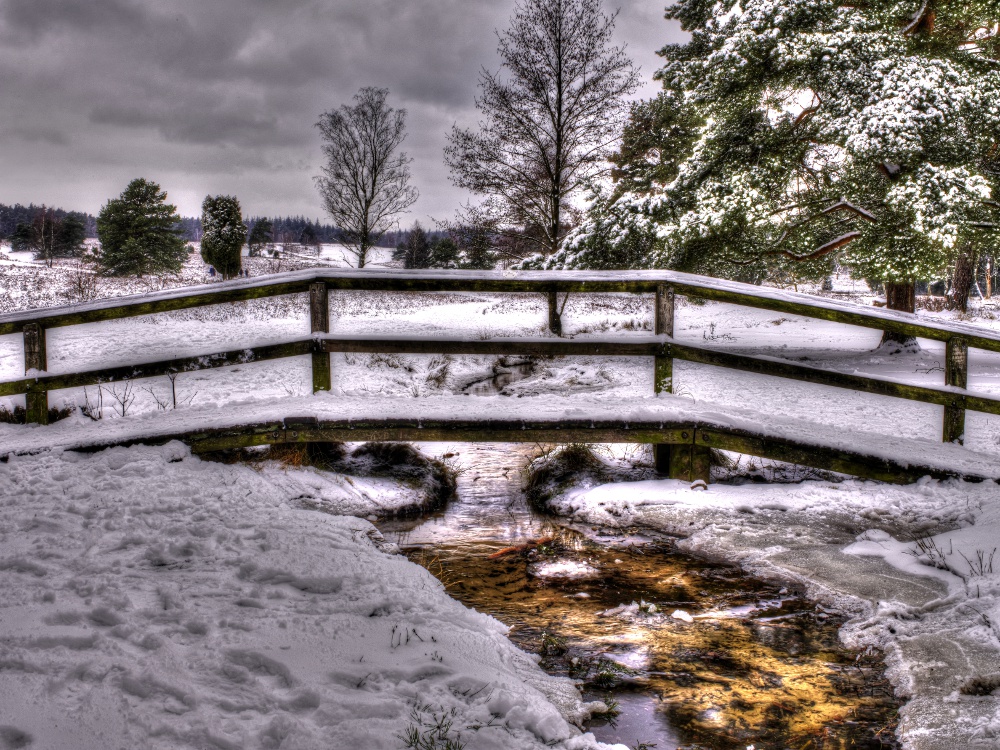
xmin=0 ymin=443 xmax=613 ymax=750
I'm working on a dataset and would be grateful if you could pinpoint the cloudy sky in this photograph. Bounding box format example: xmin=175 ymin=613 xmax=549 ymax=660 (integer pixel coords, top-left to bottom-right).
xmin=0 ymin=0 xmax=684 ymax=224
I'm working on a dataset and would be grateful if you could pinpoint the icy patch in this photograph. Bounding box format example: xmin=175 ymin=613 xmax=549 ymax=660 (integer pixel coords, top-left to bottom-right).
xmin=530 ymin=560 xmax=602 ymax=580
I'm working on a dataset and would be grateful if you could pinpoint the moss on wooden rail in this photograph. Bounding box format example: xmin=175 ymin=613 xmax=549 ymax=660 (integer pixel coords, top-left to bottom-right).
xmin=4 ymin=334 xmax=999 ymax=423
xmin=668 ymin=342 xmax=1000 ymax=415
xmin=0 ymin=278 xmax=313 ymax=335
xmin=0 ymin=340 xmax=314 ymax=397
xmin=1 ymin=268 xmax=998 ymax=354
xmin=316 ymin=335 xmax=1000 ymax=417
xmin=174 ymin=417 xmax=997 ymax=484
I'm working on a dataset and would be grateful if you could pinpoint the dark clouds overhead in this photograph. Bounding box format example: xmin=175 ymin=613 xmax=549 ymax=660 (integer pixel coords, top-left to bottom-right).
xmin=0 ymin=0 xmax=683 ymax=221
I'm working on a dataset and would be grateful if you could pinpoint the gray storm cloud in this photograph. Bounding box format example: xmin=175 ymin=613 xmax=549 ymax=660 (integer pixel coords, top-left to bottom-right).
xmin=0 ymin=0 xmax=682 ymax=221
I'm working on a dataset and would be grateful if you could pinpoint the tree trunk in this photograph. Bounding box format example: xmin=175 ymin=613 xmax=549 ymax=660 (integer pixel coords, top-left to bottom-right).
xmin=950 ymin=251 xmax=975 ymax=313
xmin=879 ymin=281 xmax=919 ymax=351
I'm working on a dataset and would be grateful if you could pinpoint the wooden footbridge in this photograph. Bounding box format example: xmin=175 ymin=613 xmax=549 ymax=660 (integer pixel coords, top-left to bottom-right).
xmin=2 ymin=268 xmax=1000 ymax=484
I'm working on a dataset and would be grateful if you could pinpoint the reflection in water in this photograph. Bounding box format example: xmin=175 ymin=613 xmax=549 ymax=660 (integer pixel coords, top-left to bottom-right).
xmin=379 ymin=444 xmax=900 ymax=749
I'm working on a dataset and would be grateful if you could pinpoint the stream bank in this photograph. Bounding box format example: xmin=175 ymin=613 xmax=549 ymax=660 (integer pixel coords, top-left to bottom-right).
xmin=379 ymin=443 xmax=902 ymax=749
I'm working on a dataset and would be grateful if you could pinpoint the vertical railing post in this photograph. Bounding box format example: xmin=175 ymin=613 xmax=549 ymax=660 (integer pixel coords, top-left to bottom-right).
xmin=654 ymin=283 xmax=674 ymax=391
xmin=547 ymin=290 xmax=563 ymax=337
xmin=23 ymin=322 xmax=49 ymax=424
xmin=309 ymin=282 xmax=331 ymax=393
xmin=943 ymin=337 xmax=967 ymax=444
xmin=653 ymin=284 xmax=675 ymax=475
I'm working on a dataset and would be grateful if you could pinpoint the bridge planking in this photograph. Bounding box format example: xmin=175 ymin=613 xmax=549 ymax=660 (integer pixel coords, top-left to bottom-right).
xmin=49 ymin=415 xmax=995 ymax=485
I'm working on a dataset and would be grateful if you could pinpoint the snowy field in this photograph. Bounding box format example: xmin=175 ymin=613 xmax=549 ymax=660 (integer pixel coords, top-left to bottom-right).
xmin=2 ymin=245 xmax=1000 ymax=747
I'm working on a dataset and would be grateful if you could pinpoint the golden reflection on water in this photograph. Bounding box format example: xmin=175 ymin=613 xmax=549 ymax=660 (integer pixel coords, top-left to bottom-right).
xmin=407 ymin=527 xmax=899 ymax=749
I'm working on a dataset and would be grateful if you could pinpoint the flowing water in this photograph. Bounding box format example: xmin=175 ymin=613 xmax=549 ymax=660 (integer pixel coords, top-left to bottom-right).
xmin=378 ymin=443 xmax=901 ymax=749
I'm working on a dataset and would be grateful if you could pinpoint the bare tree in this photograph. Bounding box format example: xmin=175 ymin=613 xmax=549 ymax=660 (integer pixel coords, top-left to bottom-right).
xmin=315 ymin=87 xmax=419 ymax=268
xmin=445 ymin=0 xmax=638 ymax=257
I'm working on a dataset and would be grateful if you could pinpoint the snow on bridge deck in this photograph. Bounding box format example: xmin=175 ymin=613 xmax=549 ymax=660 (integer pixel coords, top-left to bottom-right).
xmin=2 ymin=392 xmax=998 ymax=483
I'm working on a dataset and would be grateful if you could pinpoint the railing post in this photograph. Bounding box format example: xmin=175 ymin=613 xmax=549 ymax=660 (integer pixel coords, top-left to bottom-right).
xmin=654 ymin=283 xmax=674 ymax=391
xmin=23 ymin=322 xmax=49 ymax=425
xmin=943 ymin=337 xmax=967 ymax=444
xmin=309 ymin=282 xmax=331 ymax=393
xmin=547 ymin=290 xmax=563 ymax=337
xmin=654 ymin=283 xmax=676 ymax=474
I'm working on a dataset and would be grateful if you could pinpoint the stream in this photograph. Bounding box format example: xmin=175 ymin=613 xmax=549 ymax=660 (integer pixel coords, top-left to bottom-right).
xmin=378 ymin=442 xmax=901 ymax=749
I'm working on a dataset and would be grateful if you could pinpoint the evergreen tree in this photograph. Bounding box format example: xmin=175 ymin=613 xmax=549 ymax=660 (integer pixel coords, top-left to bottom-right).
xmin=53 ymin=212 xmax=87 ymax=258
xmin=453 ymin=224 xmax=498 ymax=270
xmin=96 ymin=179 xmax=188 ymax=277
xmin=398 ymin=222 xmax=432 ymax=269
xmin=200 ymin=195 xmax=246 ymax=279
xmin=299 ymin=223 xmax=320 ymax=250
xmin=248 ymin=218 xmax=273 ymax=257
xmin=10 ymin=222 xmax=35 ymax=253
xmin=557 ymin=0 xmax=1000 ymax=334
xmin=429 ymin=238 xmax=461 ymax=269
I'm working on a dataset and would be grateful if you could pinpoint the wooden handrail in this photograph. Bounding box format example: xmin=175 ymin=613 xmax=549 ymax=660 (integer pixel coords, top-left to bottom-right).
xmin=1 ymin=268 xmax=998 ymax=352
xmin=0 ymin=340 xmax=315 ymax=397
xmin=6 ymin=334 xmax=999 ymax=419
xmin=2 ymin=268 xmax=996 ymax=449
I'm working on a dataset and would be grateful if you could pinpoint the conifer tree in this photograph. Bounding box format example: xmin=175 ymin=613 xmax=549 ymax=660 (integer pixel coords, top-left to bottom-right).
xmin=200 ymin=195 xmax=246 ymax=279
xmin=248 ymin=218 xmax=273 ymax=257
xmin=555 ymin=0 xmax=1000 ymax=339
xmin=53 ymin=212 xmax=87 ymax=258
xmin=96 ymin=179 xmax=188 ymax=277
xmin=10 ymin=222 xmax=34 ymax=253
xmin=397 ymin=222 xmax=432 ymax=269
xmin=429 ymin=238 xmax=461 ymax=269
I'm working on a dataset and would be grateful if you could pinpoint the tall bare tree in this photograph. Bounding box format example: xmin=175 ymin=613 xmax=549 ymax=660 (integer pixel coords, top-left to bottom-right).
xmin=445 ymin=0 xmax=638 ymax=258
xmin=316 ymin=87 xmax=418 ymax=268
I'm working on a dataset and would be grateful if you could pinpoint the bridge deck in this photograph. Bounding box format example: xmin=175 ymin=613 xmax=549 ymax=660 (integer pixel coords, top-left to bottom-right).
xmin=2 ymin=394 xmax=997 ymax=484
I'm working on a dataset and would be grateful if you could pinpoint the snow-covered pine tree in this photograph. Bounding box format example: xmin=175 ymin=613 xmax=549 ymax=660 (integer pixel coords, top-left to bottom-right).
xmin=547 ymin=0 xmax=1000 ymax=335
xmin=200 ymin=195 xmax=247 ymax=280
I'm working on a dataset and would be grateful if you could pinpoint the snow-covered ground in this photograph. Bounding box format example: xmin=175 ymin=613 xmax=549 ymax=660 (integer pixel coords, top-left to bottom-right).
xmin=0 ymin=443 xmax=608 ymax=750
xmin=2 ymin=245 xmax=1000 ymax=747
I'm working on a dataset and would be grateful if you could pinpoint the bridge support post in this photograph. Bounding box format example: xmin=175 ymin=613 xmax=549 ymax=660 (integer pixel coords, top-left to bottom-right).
xmin=943 ymin=336 xmax=967 ymax=444
xmin=310 ymin=282 xmax=331 ymax=393
xmin=23 ymin=322 xmax=49 ymax=425
xmin=653 ymin=283 xmax=677 ymax=476
xmin=547 ymin=291 xmax=563 ymax=337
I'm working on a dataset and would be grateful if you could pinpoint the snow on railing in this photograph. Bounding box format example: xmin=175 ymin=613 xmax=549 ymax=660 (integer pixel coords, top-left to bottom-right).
xmin=3 ymin=269 xmax=997 ymax=449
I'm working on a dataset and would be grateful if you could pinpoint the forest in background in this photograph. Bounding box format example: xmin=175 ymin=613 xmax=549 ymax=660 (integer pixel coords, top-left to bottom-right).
xmin=0 ymin=203 xmax=405 ymax=247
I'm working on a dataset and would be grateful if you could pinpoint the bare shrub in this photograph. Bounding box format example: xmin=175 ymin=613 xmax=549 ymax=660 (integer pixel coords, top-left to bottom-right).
xmin=61 ymin=264 xmax=102 ymax=304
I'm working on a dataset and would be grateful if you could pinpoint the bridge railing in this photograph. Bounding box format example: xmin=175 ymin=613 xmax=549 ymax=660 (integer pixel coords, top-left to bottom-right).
xmin=2 ymin=269 xmax=1000 ymax=449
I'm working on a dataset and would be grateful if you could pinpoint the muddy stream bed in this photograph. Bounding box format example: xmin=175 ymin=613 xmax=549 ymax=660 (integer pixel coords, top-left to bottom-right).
xmin=378 ymin=442 xmax=901 ymax=749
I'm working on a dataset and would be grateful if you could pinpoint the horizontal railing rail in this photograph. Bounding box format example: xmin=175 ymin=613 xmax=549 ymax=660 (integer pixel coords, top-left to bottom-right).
xmin=2 ymin=269 xmax=997 ymax=449
xmin=8 ymin=333 xmax=1000 ymax=417
xmin=1 ymin=268 xmax=999 ymax=351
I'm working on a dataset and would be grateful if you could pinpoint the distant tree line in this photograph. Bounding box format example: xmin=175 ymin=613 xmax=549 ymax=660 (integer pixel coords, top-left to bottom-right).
xmin=392 ymin=222 xmax=497 ymax=270
xmin=0 ymin=204 xmax=97 ymax=240
xmin=0 ymin=203 xmax=369 ymax=247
